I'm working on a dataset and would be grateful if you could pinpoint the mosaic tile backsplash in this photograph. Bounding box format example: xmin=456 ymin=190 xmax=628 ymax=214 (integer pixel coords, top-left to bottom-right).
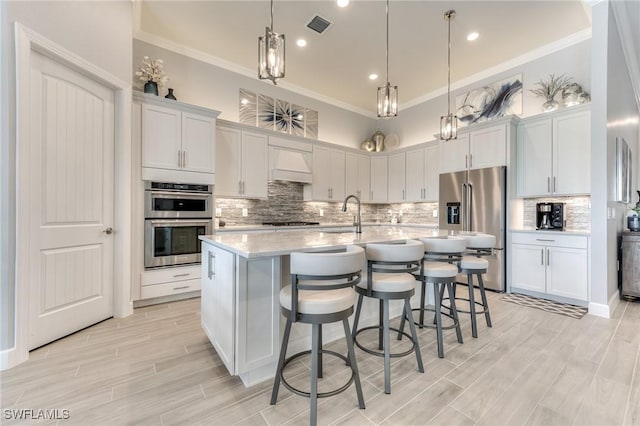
xmin=215 ymin=181 xmax=439 ymax=226
xmin=522 ymin=196 xmax=591 ymax=231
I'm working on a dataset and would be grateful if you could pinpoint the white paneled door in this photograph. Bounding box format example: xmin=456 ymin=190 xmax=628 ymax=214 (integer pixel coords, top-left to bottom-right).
xmin=28 ymin=51 xmax=115 ymax=349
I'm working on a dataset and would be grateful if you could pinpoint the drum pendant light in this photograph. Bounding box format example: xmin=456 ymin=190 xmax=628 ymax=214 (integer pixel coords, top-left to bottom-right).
xmin=377 ymin=0 xmax=398 ymax=118
xmin=440 ymin=10 xmax=458 ymax=140
xmin=258 ymin=0 xmax=285 ymax=85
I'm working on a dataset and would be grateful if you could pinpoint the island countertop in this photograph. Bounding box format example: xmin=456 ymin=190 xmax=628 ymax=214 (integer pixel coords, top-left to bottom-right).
xmin=199 ymin=226 xmax=450 ymax=258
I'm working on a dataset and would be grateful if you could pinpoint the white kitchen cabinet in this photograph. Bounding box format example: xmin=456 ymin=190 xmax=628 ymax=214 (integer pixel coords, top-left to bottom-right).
xmin=370 ymin=156 xmax=388 ymax=203
xmin=387 ymin=152 xmax=406 ymax=203
xmin=511 ymin=232 xmax=588 ymax=303
xmin=201 ymin=241 xmax=281 ymax=385
xmin=140 ymin=264 xmax=201 ymax=300
xmin=345 ymin=153 xmax=371 ymax=203
xmin=307 ymin=146 xmax=346 ymax=201
xmin=517 ymin=106 xmax=590 ymax=197
xmin=440 ymin=121 xmax=510 ymax=173
xmin=136 ymin=92 xmax=220 ymax=185
xmin=406 ymin=144 xmax=440 ymax=202
xmin=216 ymin=126 xmax=268 ymax=199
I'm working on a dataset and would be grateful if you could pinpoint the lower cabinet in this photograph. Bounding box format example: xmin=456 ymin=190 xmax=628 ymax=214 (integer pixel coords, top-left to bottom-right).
xmin=140 ymin=265 xmax=201 ymax=299
xmin=201 ymin=242 xmax=281 ymax=385
xmin=511 ymin=232 xmax=588 ymax=303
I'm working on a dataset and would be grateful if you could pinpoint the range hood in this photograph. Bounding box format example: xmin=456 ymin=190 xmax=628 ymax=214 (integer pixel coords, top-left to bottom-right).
xmin=268 ymin=137 xmax=313 ymax=183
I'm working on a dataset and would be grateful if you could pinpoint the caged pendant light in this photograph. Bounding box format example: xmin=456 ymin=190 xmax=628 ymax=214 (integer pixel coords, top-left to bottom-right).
xmin=258 ymin=0 xmax=285 ymax=85
xmin=440 ymin=9 xmax=457 ymax=140
xmin=377 ymin=0 xmax=398 ymax=118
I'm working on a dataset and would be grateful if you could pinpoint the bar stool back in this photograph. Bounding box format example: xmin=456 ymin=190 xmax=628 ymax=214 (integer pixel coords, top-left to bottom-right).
xmin=271 ymin=245 xmax=366 ymax=426
xmin=351 ymin=239 xmax=425 ymax=394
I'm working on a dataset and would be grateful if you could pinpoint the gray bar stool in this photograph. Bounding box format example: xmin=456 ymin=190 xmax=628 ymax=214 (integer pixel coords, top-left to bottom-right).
xmin=351 ymin=239 xmax=425 ymax=394
xmin=271 ymin=245 xmax=366 ymax=426
xmin=399 ymin=236 xmax=465 ymax=358
xmin=456 ymin=233 xmax=495 ymax=338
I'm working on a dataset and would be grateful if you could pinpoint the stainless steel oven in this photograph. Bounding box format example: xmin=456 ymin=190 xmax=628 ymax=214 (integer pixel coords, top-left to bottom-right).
xmin=144 ymin=182 xmax=213 ymax=269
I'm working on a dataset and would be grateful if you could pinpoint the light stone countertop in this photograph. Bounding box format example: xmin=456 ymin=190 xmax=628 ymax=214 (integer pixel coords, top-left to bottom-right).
xmin=200 ymin=226 xmax=449 ymax=258
xmin=510 ymin=228 xmax=591 ymax=236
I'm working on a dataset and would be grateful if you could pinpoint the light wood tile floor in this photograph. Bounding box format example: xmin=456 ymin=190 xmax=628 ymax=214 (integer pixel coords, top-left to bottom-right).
xmin=2 ymin=292 xmax=640 ymax=425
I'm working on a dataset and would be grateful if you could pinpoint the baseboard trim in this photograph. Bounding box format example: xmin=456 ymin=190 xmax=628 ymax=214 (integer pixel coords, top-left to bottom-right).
xmin=0 ymin=345 xmax=29 ymax=371
xmin=588 ymin=291 xmax=620 ymax=318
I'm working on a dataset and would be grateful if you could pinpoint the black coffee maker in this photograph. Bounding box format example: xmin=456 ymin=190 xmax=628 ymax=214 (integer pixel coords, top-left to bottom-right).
xmin=536 ymin=202 xmax=564 ymax=230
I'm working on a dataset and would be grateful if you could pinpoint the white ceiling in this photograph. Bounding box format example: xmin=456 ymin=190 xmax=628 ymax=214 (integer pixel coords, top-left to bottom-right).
xmin=137 ymin=1 xmax=593 ymax=115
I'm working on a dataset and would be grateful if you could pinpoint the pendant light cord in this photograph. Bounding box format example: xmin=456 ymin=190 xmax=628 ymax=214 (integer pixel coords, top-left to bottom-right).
xmin=446 ymin=11 xmax=452 ymax=115
xmin=385 ymin=0 xmax=389 ymax=84
xmin=270 ymin=0 xmax=274 ymax=31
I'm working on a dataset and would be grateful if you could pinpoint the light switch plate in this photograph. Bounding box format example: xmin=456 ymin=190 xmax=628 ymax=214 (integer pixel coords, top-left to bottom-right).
xmin=433 ymin=209 xmax=438 ymax=218
xmin=242 ymin=208 xmax=248 ymax=217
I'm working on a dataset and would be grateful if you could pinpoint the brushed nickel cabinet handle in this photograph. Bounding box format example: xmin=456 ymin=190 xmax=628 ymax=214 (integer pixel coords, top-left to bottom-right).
xmin=172 ymin=285 xmax=190 ymax=290
xmin=178 ymin=150 xmax=182 ymax=168
xmin=535 ymin=238 xmax=555 ymax=242
xmin=547 ymin=249 xmax=550 ymax=266
xmin=208 ymin=250 xmax=215 ymax=279
xmin=183 ymin=151 xmax=187 ymax=168
xmin=469 ymin=154 xmax=473 ymax=168
xmin=553 ymin=176 xmax=557 ymax=192
xmin=541 ymin=249 xmax=544 ymax=265
xmin=173 ymin=273 xmax=190 ymax=278
xmin=547 ymin=177 xmax=551 ymax=193
xmin=465 ymin=155 xmax=468 ymax=169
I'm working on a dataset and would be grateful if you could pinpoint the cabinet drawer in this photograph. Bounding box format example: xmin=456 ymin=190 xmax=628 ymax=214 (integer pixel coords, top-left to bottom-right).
xmin=511 ymin=232 xmax=587 ymax=249
xmin=141 ymin=278 xmax=201 ymax=299
xmin=142 ymin=265 xmax=201 ymax=286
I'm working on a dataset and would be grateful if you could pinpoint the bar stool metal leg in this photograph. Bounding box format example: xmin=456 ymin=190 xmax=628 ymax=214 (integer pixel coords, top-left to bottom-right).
xmin=433 ymin=283 xmax=444 ymax=358
xmin=383 ymin=299 xmax=391 ymax=394
xmin=478 ymin=274 xmax=492 ymax=328
xmin=446 ymin=282 xmax=464 ymax=344
xmin=317 ymin=325 xmax=323 ymax=379
xmin=404 ymin=298 xmax=424 ymax=373
xmin=352 ymin=294 xmax=364 ymax=339
xmin=310 ymin=323 xmax=319 ymax=426
xmin=467 ymin=274 xmax=478 ymax=338
xmin=271 ymin=318 xmax=293 ymax=404
xmin=342 ymin=319 xmax=365 ymax=409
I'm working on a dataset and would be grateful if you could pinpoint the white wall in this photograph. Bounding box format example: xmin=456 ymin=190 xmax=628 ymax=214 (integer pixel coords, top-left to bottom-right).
xmin=133 ymin=39 xmax=378 ymax=149
xmin=378 ymin=38 xmax=592 ymax=147
xmin=1 ymin=1 xmax=133 ymax=354
xmin=589 ymin=1 xmax=640 ymax=313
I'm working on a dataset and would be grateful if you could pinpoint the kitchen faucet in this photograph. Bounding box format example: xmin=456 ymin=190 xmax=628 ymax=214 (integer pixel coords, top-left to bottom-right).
xmin=341 ymin=194 xmax=362 ymax=234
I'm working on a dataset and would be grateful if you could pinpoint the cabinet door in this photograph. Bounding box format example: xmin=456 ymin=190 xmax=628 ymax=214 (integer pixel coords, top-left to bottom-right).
xmin=424 ymin=145 xmax=440 ymax=201
xmin=215 ymin=127 xmax=242 ymax=197
xmin=329 ymin=149 xmax=346 ymax=201
xmin=141 ymin=104 xmax=181 ymax=170
xmin=469 ymin=125 xmax=506 ymax=169
xmin=553 ymin=110 xmax=590 ymax=195
xmin=311 ymin=146 xmax=331 ymax=201
xmin=370 ymin=156 xmax=388 ymax=202
xmin=440 ymin=133 xmax=469 ymax=173
xmin=241 ymin=132 xmax=268 ymax=198
xmin=511 ymin=244 xmax=546 ymax=293
xmin=405 ymin=148 xmax=424 ymax=202
xmin=182 ymin=112 xmax=215 ymax=173
xmin=358 ymin=155 xmax=371 ymax=203
xmin=388 ymin=152 xmax=406 ymax=202
xmin=517 ymin=119 xmax=553 ymax=197
xmin=546 ymin=246 xmax=588 ymax=301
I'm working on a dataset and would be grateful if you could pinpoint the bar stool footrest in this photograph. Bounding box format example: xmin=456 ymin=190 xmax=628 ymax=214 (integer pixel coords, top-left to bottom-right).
xmin=280 ymin=349 xmax=355 ymax=399
xmin=407 ymin=307 xmax=459 ymax=331
xmin=353 ymin=326 xmax=416 ymax=358
xmin=441 ymin=296 xmax=489 ymax=315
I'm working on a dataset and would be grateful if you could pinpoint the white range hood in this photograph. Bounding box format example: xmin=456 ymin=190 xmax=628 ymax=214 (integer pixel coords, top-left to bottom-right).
xmin=268 ymin=137 xmax=313 ymax=183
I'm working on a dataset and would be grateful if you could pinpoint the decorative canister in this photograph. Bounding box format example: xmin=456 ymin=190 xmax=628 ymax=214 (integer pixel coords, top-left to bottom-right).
xmin=628 ymin=216 xmax=640 ymax=232
xmin=144 ymin=81 xmax=158 ymax=96
xmin=165 ymin=88 xmax=177 ymax=100
xmin=372 ymin=130 xmax=385 ymax=152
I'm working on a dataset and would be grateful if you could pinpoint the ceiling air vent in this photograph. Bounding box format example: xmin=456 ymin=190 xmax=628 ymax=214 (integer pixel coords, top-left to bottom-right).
xmin=306 ymin=15 xmax=332 ymax=34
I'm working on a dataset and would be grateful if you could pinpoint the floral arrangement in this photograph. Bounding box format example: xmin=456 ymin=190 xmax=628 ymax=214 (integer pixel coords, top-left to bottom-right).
xmin=135 ymin=56 xmax=168 ymax=87
xmin=530 ymin=74 xmax=572 ymax=100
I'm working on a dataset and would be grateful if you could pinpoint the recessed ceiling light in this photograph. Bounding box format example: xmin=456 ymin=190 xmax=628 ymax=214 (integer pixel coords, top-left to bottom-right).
xmin=337 ymin=0 xmax=349 ymax=8
xmin=369 ymin=73 xmax=378 ymax=80
xmin=467 ymin=32 xmax=479 ymax=41
xmin=296 ymin=38 xmax=307 ymax=47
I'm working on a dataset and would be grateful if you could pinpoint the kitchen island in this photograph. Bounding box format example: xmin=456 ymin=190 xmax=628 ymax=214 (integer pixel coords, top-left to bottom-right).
xmin=199 ymin=226 xmax=447 ymax=386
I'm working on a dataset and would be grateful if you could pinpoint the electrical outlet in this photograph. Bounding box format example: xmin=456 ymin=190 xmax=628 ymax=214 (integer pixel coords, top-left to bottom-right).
xmin=432 ymin=209 xmax=438 ymax=218
xmin=398 ymin=210 xmax=403 ymax=217
xmin=319 ymin=209 xmax=324 ymax=217
xmin=242 ymin=208 xmax=248 ymax=217
xmin=215 ymin=208 xmax=222 ymax=217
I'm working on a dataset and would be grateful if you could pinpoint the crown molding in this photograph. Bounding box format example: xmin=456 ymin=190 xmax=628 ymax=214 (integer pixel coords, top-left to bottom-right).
xmin=611 ymin=1 xmax=640 ymax=111
xmin=400 ymin=28 xmax=593 ymax=112
xmin=133 ymin=29 xmax=377 ymax=119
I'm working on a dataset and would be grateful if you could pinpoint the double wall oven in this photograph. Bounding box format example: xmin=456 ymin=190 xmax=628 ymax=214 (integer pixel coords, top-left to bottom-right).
xmin=144 ymin=182 xmax=213 ymax=268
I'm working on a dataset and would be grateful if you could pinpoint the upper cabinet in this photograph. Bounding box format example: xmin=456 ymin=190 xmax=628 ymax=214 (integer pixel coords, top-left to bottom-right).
xmin=406 ymin=144 xmax=440 ymax=202
xmin=136 ymin=92 xmax=220 ymax=185
xmin=345 ymin=153 xmax=371 ymax=203
xmin=216 ymin=126 xmax=268 ymax=199
xmin=440 ymin=121 xmax=509 ymax=174
xmin=387 ymin=152 xmax=407 ymax=203
xmin=370 ymin=156 xmax=388 ymax=203
xmin=517 ymin=105 xmax=590 ymax=197
xmin=305 ymin=146 xmax=346 ymax=201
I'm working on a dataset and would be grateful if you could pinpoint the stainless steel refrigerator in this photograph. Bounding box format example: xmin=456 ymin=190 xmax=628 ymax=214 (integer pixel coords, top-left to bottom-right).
xmin=439 ymin=166 xmax=506 ymax=291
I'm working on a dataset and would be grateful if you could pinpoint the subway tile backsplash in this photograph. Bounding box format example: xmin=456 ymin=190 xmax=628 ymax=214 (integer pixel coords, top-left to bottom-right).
xmin=215 ymin=181 xmax=439 ymax=226
xmin=522 ymin=196 xmax=591 ymax=231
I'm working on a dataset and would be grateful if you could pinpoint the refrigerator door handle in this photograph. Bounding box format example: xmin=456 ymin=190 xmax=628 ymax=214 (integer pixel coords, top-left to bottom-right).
xmin=461 ymin=183 xmax=467 ymax=231
xmin=466 ymin=182 xmax=473 ymax=231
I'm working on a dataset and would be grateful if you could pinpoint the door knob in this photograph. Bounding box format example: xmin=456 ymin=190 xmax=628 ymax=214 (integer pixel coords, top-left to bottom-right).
xmin=103 ymin=227 xmax=113 ymax=235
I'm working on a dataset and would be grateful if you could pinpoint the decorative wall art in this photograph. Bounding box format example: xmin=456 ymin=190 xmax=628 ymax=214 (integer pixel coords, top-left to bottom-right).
xmin=455 ymin=74 xmax=523 ymax=126
xmin=239 ymin=89 xmax=318 ymax=139
xmin=616 ymin=136 xmax=632 ymax=204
